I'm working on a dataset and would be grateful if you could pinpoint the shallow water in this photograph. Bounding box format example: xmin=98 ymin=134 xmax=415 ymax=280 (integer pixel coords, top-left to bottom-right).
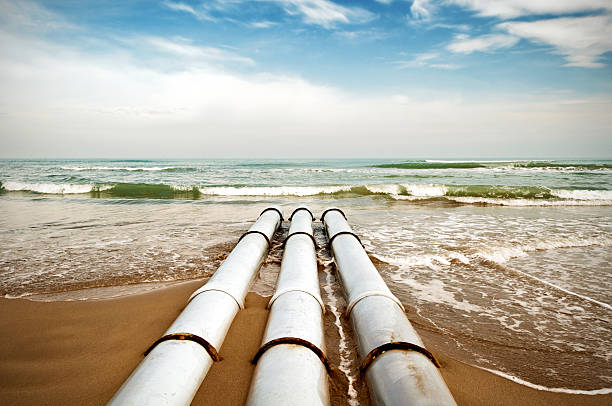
xmin=1 ymin=158 xmax=610 ymax=392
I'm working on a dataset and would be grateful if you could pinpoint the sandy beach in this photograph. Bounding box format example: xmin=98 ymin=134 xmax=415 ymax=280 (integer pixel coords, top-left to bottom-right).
xmin=0 ymin=280 xmax=609 ymax=406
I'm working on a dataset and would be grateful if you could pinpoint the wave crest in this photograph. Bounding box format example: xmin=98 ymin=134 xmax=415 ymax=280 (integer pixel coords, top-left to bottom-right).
xmin=1 ymin=181 xmax=611 ymax=205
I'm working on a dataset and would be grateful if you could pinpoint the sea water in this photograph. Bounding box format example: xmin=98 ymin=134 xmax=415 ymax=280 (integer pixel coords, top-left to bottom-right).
xmin=1 ymin=158 xmax=610 ymax=392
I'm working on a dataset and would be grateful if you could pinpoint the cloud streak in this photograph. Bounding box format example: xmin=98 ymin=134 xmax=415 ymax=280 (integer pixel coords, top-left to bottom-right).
xmin=1 ymin=28 xmax=609 ymax=157
xmin=448 ymin=0 xmax=612 ymax=19
xmin=272 ymin=0 xmax=376 ymax=28
xmin=499 ymin=16 xmax=612 ymax=68
xmin=447 ymin=33 xmax=519 ymax=54
xmin=145 ymin=36 xmax=255 ymax=66
xmin=163 ymin=1 xmax=216 ymax=22
xmin=395 ymin=52 xmax=460 ymax=69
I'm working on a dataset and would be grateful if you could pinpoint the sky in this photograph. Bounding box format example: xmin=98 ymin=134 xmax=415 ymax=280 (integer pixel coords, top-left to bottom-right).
xmin=0 ymin=0 xmax=611 ymax=158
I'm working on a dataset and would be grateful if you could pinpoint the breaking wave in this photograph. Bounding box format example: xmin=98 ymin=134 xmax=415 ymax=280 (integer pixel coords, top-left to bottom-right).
xmin=374 ymin=160 xmax=612 ymax=170
xmin=2 ymin=181 xmax=611 ymax=205
xmin=59 ymin=166 xmax=197 ymax=172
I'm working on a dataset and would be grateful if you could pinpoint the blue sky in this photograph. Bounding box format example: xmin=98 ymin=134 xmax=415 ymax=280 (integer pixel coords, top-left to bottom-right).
xmin=0 ymin=0 xmax=611 ymax=158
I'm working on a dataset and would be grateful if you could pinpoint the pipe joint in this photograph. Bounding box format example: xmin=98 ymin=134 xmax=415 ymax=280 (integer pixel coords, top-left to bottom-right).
xmin=260 ymin=207 xmax=284 ymax=222
xmin=289 ymin=207 xmax=314 ymax=221
xmin=360 ymin=341 xmax=441 ymax=375
xmin=268 ymin=288 xmax=325 ymax=313
xmin=237 ymin=230 xmax=272 ymax=250
xmin=320 ymin=207 xmax=346 ymax=223
xmin=327 ymin=230 xmax=363 ymax=250
xmin=144 ymin=332 xmax=221 ymax=362
xmin=346 ymin=290 xmax=405 ymax=316
xmin=283 ymin=231 xmax=317 ymax=249
xmin=188 ymin=287 xmax=243 ymax=309
xmin=252 ymin=337 xmax=332 ymax=374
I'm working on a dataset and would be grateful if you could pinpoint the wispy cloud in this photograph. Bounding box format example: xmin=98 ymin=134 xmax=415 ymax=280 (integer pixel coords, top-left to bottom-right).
xmin=335 ymin=29 xmax=388 ymax=42
xmin=2 ymin=16 xmax=610 ymax=157
xmin=145 ymin=36 xmax=255 ymax=65
xmin=163 ymin=0 xmax=376 ymax=29
xmin=409 ymin=0 xmax=435 ymax=21
xmin=163 ymin=1 xmax=215 ymax=22
xmin=447 ymin=33 xmax=519 ymax=54
xmin=269 ymin=0 xmax=376 ymax=28
xmin=448 ymin=0 xmax=612 ymax=19
xmin=499 ymin=16 xmax=612 ymax=68
xmin=395 ymin=52 xmax=460 ymax=69
xmin=429 ymin=23 xmax=471 ymax=32
xmin=249 ymin=21 xmax=277 ymax=29
xmin=0 ymin=0 xmax=77 ymax=31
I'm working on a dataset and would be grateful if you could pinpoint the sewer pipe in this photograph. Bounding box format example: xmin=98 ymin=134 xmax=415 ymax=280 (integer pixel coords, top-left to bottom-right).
xmin=107 ymin=207 xmax=282 ymax=406
xmin=321 ymin=208 xmax=456 ymax=406
xmin=246 ymin=207 xmax=330 ymax=406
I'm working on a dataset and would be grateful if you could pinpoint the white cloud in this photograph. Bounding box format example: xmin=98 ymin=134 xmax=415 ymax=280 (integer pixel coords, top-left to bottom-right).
xmin=448 ymin=0 xmax=612 ymax=19
xmin=163 ymin=1 xmax=215 ymax=22
xmin=1 ymin=29 xmax=609 ymax=158
xmin=0 ymin=0 xmax=76 ymax=30
xmin=144 ymin=36 xmax=255 ymax=66
xmin=164 ymin=0 xmax=374 ymax=28
xmin=270 ymin=0 xmax=376 ymax=28
xmin=447 ymin=33 xmax=519 ymax=54
xmin=410 ymin=0 xmax=435 ymax=21
xmin=430 ymin=23 xmax=471 ymax=32
xmin=395 ymin=52 xmax=460 ymax=69
xmin=0 ymin=0 xmax=609 ymax=158
xmin=249 ymin=21 xmax=277 ymax=28
xmin=499 ymin=16 xmax=612 ymax=68
xmin=335 ymin=29 xmax=388 ymax=41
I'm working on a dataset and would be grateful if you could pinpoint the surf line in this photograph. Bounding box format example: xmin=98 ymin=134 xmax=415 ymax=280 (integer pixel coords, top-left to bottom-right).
xmin=478 ymin=367 xmax=612 ymax=395
xmin=507 ymin=266 xmax=611 ymax=311
xmin=321 ymin=259 xmax=359 ymax=406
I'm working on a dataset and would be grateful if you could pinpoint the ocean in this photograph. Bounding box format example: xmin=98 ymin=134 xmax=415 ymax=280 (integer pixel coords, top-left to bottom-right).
xmin=1 ymin=158 xmax=610 ymax=394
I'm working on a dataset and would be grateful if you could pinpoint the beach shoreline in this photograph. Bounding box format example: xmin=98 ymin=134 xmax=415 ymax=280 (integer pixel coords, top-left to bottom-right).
xmin=0 ymin=282 xmax=609 ymax=406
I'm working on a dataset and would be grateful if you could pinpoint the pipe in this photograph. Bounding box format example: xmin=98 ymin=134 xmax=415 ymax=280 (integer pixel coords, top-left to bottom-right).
xmin=322 ymin=208 xmax=456 ymax=406
xmin=246 ymin=207 xmax=330 ymax=406
xmin=107 ymin=207 xmax=282 ymax=406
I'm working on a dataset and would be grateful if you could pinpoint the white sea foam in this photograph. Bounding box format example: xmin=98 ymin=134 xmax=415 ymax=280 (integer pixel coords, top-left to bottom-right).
xmin=478 ymin=367 xmax=612 ymax=395
xmin=377 ymin=234 xmax=611 ymax=272
xmin=448 ymin=196 xmax=612 ymax=206
xmin=1 ymin=181 xmax=111 ymax=194
xmin=399 ymin=279 xmax=483 ymax=312
xmin=505 ymin=266 xmax=611 ymax=310
xmin=198 ymin=185 xmax=352 ymax=196
xmin=476 ymin=236 xmax=612 ymax=265
xmin=321 ymin=260 xmax=359 ymax=405
xmin=60 ymin=166 xmax=179 ymax=171
xmin=402 ymin=183 xmax=448 ymax=197
xmin=551 ymin=189 xmax=612 ymax=200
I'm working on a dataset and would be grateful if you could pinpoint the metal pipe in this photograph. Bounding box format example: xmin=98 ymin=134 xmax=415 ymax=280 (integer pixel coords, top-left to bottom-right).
xmin=247 ymin=207 xmax=330 ymax=406
xmin=108 ymin=207 xmax=282 ymax=406
xmin=322 ymin=208 xmax=456 ymax=406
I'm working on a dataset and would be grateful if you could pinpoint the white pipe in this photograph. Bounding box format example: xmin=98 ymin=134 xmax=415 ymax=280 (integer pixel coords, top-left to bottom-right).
xmin=108 ymin=207 xmax=282 ymax=406
xmin=322 ymin=208 xmax=456 ymax=406
xmin=247 ymin=207 xmax=330 ymax=406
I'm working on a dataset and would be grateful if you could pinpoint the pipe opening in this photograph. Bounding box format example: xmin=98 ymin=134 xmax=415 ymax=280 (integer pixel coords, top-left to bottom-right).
xmin=144 ymin=332 xmax=221 ymax=362
xmin=283 ymin=231 xmax=317 ymax=249
xmin=289 ymin=207 xmax=314 ymax=221
xmin=237 ymin=230 xmax=271 ymax=250
xmin=327 ymin=231 xmax=363 ymax=250
xmin=252 ymin=337 xmax=332 ymax=374
xmin=359 ymin=341 xmax=441 ymax=374
xmin=260 ymin=207 xmax=284 ymax=222
xmin=320 ymin=207 xmax=347 ymax=223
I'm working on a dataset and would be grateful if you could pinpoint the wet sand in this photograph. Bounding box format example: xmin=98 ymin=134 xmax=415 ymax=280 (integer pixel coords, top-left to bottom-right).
xmin=0 ymin=281 xmax=609 ymax=406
